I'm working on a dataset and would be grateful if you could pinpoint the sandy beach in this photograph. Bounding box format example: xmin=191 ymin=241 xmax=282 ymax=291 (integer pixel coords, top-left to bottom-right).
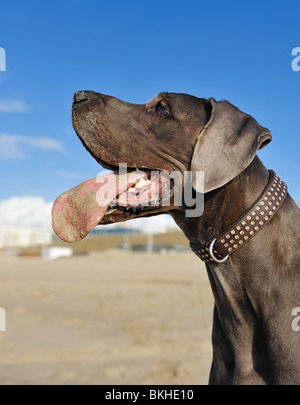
xmin=0 ymin=250 xmax=214 ymax=385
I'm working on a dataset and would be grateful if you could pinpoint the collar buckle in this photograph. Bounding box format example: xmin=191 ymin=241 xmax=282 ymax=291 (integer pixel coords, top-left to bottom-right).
xmin=209 ymin=238 xmax=229 ymax=263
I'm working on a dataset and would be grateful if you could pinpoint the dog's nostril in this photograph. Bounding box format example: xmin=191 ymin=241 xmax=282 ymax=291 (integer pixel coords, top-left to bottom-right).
xmin=73 ymin=91 xmax=89 ymax=105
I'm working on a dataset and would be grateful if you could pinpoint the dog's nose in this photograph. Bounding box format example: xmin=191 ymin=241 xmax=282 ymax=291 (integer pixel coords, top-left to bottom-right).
xmin=73 ymin=91 xmax=89 ymax=105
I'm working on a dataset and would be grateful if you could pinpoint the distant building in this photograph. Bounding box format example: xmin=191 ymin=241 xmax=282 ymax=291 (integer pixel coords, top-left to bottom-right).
xmin=0 ymin=226 xmax=52 ymax=248
xmin=89 ymin=226 xmax=140 ymax=235
xmin=41 ymin=246 xmax=73 ymax=260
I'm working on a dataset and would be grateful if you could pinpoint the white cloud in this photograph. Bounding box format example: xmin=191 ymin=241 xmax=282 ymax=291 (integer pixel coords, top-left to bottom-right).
xmin=0 ymin=195 xmax=179 ymax=234
xmin=0 ymin=134 xmax=64 ymax=159
xmin=0 ymin=197 xmax=53 ymax=228
xmin=124 ymin=214 xmax=179 ymax=234
xmin=0 ymin=100 xmax=31 ymax=113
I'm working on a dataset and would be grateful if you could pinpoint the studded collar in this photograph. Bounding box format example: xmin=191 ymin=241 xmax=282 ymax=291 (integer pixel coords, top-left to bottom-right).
xmin=189 ymin=170 xmax=288 ymax=264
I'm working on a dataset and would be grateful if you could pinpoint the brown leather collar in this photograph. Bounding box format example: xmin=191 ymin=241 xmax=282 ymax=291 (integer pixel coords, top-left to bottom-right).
xmin=190 ymin=170 xmax=288 ymax=263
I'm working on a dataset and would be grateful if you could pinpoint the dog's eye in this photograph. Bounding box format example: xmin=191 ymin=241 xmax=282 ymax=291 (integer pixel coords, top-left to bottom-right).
xmin=155 ymin=100 xmax=170 ymax=118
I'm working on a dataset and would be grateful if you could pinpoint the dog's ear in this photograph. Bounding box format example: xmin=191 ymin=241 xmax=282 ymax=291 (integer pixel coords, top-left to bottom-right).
xmin=191 ymin=98 xmax=272 ymax=193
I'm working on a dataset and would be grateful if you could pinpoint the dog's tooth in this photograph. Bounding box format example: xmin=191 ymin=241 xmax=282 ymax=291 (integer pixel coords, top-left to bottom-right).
xmin=135 ymin=178 xmax=151 ymax=189
xmin=105 ymin=208 xmax=117 ymax=215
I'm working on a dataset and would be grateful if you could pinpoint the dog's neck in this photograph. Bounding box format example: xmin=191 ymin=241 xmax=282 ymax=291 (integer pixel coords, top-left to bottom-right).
xmin=171 ymin=155 xmax=270 ymax=247
xmin=171 ymin=156 xmax=299 ymax=384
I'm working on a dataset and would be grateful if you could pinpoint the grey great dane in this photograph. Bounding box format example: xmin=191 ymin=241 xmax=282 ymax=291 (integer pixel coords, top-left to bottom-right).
xmin=52 ymin=91 xmax=300 ymax=385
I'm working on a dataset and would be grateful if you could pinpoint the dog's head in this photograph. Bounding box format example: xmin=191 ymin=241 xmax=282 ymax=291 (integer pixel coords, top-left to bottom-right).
xmin=52 ymin=91 xmax=271 ymax=242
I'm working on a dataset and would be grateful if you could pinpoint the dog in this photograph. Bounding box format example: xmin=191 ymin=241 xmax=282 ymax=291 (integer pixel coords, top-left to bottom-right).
xmin=52 ymin=91 xmax=300 ymax=384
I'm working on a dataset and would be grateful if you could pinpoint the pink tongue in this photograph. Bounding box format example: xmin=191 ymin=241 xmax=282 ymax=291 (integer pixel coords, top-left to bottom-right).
xmin=52 ymin=172 xmax=144 ymax=243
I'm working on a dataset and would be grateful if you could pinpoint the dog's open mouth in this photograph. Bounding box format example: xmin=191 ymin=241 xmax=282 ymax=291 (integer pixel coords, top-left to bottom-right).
xmin=52 ymin=168 xmax=174 ymax=243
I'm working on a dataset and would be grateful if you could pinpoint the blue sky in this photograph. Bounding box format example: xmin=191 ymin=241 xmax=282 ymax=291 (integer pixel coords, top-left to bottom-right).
xmin=0 ymin=0 xmax=299 ymax=226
